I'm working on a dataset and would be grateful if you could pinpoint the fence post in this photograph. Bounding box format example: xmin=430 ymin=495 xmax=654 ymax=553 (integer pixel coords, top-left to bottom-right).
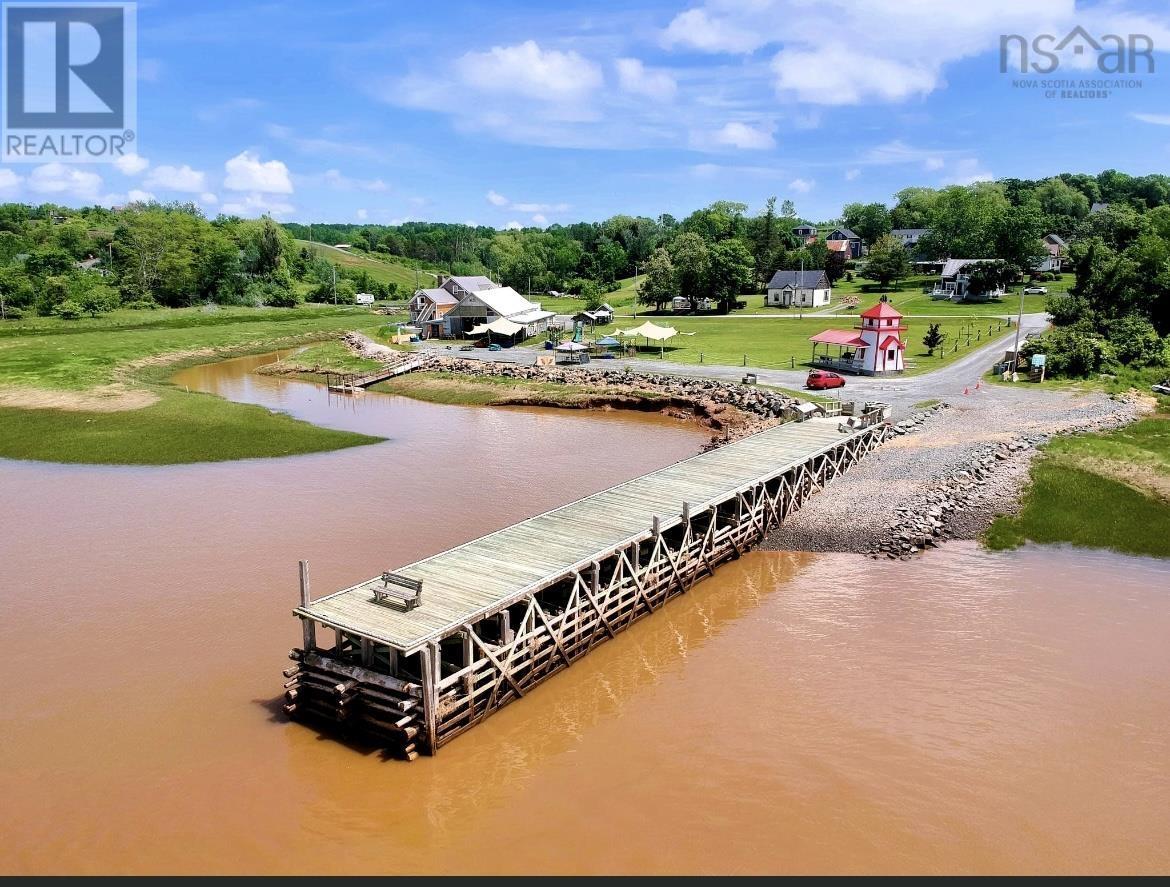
xmin=743 ymin=354 xmax=747 ymax=367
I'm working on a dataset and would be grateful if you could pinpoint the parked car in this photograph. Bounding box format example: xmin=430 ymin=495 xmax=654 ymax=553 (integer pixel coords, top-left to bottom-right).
xmin=487 ymin=343 xmax=502 ymax=352
xmin=806 ymin=370 xmax=846 ymax=390
xmin=1023 ymin=286 xmax=1048 ymax=294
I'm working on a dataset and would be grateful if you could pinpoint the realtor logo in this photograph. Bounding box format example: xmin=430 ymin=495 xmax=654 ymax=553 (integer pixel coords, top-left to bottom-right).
xmin=2 ymin=2 xmax=137 ymax=162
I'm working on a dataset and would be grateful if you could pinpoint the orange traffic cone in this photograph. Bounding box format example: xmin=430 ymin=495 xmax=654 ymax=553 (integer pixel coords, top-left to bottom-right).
xmin=963 ymin=387 xmax=970 ymax=395
xmin=975 ymin=380 xmax=982 ymax=390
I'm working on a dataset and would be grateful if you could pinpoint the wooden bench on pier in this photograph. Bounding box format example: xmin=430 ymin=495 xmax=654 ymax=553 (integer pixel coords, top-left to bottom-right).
xmin=373 ymin=572 xmax=423 ymax=611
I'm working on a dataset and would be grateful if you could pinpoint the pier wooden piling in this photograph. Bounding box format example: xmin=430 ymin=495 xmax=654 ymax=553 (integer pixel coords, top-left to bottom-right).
xmin=283 ymin=415 xmax=887 ymax=758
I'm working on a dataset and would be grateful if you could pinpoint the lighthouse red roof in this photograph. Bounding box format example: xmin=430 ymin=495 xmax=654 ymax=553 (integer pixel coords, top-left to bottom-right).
xmin=880 ymin=335 xmax=906 ymax=350
xmin=860 ymin=300 xmax=903 ymax=319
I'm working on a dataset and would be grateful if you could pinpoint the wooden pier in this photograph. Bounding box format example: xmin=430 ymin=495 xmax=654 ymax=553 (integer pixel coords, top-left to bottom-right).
xmin=283 ymin=414 xmax=888 ymax=759
xmin=325 ymin=358 xmax=422 ymax=392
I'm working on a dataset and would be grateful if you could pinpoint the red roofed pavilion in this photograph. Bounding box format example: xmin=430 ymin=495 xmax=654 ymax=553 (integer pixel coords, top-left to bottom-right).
xmin=809 ymin=298 xmax=907 ymax=375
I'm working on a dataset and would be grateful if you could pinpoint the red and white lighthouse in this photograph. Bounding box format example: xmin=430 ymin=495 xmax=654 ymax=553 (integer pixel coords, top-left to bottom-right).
xmin=856 ymin=300 xmax=905 ymax=374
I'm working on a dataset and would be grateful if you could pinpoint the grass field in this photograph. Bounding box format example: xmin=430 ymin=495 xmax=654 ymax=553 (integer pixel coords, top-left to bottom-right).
xmin=986 ymin=412 xmax=1170 ymax=558
xmin=296 ymin=241 xmax=432 ymax=291
xmin=371 ymin=370 xmax=669 ymax=408
xmin=0 ymin=306 xmax=397 ymax=464
xmin=591 ymin=315 xmax=1014 ymax=373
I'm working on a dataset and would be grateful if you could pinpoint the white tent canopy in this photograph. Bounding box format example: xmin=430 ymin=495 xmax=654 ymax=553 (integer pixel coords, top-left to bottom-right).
xmin=618 ymin=321 xmax=678 ymax=341
xmin=555 ymin=341 xmax=587 ymax=351
xmin=469 ymin=317 xmax=524 ymax=337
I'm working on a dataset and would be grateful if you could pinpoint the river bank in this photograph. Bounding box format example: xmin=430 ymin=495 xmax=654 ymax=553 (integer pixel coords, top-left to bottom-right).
xmin=763 ymin=386 xmax=1147 ymax=558
xmin=263 ymin=331 xmax=837 ymax=444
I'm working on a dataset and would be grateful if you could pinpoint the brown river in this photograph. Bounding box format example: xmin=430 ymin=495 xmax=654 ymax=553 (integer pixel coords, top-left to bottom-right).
xmin=1 ymin=353 xmax=1168 ymax=874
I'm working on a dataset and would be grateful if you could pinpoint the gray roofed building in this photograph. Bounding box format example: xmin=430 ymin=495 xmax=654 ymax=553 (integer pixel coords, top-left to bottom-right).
xmin=767 ymin=269 xmax=829 ymax=289
xmin=1090 ymin=202 xmax=1110 ymax=214
xmin=1043 ymin=233 xmax=1067 ymax=247
xmin=440 ymin=275 xmax=497 ymax=298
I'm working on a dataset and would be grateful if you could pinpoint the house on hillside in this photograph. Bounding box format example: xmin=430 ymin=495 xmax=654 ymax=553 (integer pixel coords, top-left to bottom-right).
xmin=931 ymin=258 xmax=1005 ymax=302
xmin=437 ymin=275 xmax=498 ymax=300
xmin=1090 ymin=202 xmax=1109 ymax=214
xmin=809 ymin=299 xmax=905 ymax=375
xmin=1037 ymin=233 xmax=1067 ymax=273
xmin=792 ymin=224 xmax=818 ymax=240
xmin=891 ymin=228 xmax=929 ymax=253
xmin=765 ymin=269 xmax=831 ymax=308
xmin=442 ymin=286 xmax=555 ymax=340
xmin=826 ymin=227 xmax=863 ymax=258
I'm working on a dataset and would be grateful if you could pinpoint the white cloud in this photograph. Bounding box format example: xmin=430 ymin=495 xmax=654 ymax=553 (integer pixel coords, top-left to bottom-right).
xmin=845 ymin=168 xmax=860 ymax=181
xmin=321 ymin=169 xmax=387 ymax=192
xmin=356 ymin=208 xmax=369 ymax=220
xmin=512 ymin=201 xmax=570 ymax=213
xmin=127 ymin=189 xmax=156 ymax=203
xmin=486 ymin=190 xmax=569 ymax=215
xmin=505 ymin=220 xmax=523 ymax=230
xmin=0 ymin=169 xmax=22 ymax=194
xmin=615 ymin=58 xmax=677 ymax=101
xmin=197 ymin=98 xmax=263 ymax=123
xmin=712 ymin=121 xmax=775 ymax=150
xmin=532 ymin=214 xmax=549 ymax=227
xmin=220 ymin=192 xmax=295 ymax=218
xmin=265 ymin=123 xmax=387 ymax=161
xmin=945 ymin=158 xmax=993 ymax=186
xmin=788 ymin=177 xmax=814 ymax=194
xmin=662 ymin=8 xmax=762 ymax=53
xmin=863 ymin=140 xmax=957 ymax=166
xmin=27 ymin=163 xmax=103 ymax=201
xmin=456 ymin=40 xmax=602 ymax=101
xmin=224 ymin=151 xmax=293 ymax=194
xmin=144 ymin=164 xmax=207 ymax=193
xmin=659 ymin=1 xmax=1169 ymax=107
xmin=773 ymin=44 xmax=937 ymax=105
xmin=1132 ymin=113 xmax=1170 ymax=126
xmin=199 ymin=192 xmax=218 ymax=205
xmin=114 ymin=153 xmax=149 ymax=175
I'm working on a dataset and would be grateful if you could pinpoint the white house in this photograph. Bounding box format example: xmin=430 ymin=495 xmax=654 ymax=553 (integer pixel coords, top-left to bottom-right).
xmin=766 ymin=269 xmax=831 ymax=308
xmin=931 ymin=259 xmax=1005 ymax=302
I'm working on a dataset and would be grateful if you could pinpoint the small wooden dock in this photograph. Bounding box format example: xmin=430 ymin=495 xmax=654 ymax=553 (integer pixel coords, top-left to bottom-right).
xmin=283 ymin=414 xmax=887 ymax=759
xmin=325 ymin=358 xmax=422 ymax=392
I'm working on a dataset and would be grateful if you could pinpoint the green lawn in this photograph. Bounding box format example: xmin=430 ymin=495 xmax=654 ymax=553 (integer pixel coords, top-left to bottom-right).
xmin=0 ymin=306 xmax=397 ymax=464
xmin=592 ymin=315 xmax=1014 ymax=373
xmin=0 ymin=392 xmax=381 ymax=465
xmin=985 ymin=412 xmax=1170 ymax=558
xmin=728 ymin=274 xmax=1056 ymax=317
xmin=296 ymin=241 xmax=432 ymax=291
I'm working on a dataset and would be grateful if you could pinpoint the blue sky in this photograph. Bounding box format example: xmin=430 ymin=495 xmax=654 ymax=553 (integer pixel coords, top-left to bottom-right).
xmin=2 ymin=0 xmax=1170 ymax=225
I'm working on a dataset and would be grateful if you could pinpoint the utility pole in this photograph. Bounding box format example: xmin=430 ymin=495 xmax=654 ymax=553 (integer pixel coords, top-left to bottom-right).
xmin=633 ymin=263 xmax=640 ymax=318
xmin=332 ymin=264 xmax=337 ymax=304
xmin=1011 ymin=283 xmax=1025 ymax=381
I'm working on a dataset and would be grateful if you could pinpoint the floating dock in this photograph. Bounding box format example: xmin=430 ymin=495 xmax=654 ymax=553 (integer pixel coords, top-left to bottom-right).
xmin=283 ymin=414 xmax=887 ymax=759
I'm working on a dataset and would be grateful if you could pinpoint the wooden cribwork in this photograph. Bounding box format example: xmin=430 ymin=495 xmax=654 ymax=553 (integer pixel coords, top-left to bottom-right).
xmin=282 ymin=415 xmax=888 ymax=758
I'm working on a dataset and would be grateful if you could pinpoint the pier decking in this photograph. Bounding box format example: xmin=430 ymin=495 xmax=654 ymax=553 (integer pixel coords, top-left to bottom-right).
xmin=284 ymin=415 xmax=887 ymax=759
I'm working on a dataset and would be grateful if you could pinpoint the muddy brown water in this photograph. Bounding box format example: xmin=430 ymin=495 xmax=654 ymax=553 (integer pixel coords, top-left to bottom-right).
xmin=1 ymin=353 xmax=1168 ymax=874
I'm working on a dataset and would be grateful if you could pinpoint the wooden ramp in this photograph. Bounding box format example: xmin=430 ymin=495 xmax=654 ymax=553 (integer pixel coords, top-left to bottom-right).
xmin=284 ymin=415 xmax=887 ymax=759
xmin=325 ymin=358 xmax=422 ymax=391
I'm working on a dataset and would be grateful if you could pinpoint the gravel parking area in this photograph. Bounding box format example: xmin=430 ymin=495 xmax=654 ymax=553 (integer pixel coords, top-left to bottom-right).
xmin=762 ymin=383 xmax=1140 ymax=557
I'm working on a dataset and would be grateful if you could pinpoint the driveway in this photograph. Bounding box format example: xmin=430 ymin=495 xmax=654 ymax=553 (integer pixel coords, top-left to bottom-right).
xmin=417 ymin=313 xmax=1050 ymax=414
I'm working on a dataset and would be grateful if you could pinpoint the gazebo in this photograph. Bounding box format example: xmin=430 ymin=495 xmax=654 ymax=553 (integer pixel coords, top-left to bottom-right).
xmin=618 ymin=321 xmax=678 ymax=357
xmin=809 ymin=299 xmax=906 ymax=375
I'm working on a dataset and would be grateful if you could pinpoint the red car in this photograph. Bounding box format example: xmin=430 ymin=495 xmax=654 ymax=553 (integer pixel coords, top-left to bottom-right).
xmin=806 ymin=370 xmax=846 ymax=390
